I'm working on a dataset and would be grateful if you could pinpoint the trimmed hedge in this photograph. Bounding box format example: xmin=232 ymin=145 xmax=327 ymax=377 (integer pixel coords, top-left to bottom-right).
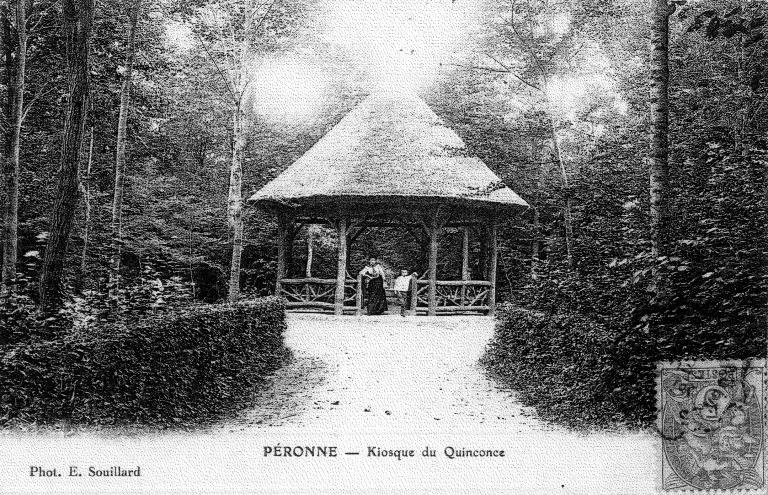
xmin=484 ymin=303 xmax=657 ymax=428
xmin=0 ymin=297 xmax=288 ymax=426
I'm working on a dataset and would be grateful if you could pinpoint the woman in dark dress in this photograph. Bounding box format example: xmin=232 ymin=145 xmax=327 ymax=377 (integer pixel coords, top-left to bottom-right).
xmin=359 ymin=257 xmax=388 ymax=315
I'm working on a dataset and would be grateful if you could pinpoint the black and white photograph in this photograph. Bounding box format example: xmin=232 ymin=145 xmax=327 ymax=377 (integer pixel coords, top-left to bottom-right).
xmin=0 ymin=0 xmax=766 ymax=493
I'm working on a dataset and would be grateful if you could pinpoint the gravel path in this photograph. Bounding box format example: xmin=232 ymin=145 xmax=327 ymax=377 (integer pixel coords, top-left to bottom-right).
xmin=2 ymin=313 xmax=658 ymax=494
xmin=225 ymin=313 xmax=538 ymax=432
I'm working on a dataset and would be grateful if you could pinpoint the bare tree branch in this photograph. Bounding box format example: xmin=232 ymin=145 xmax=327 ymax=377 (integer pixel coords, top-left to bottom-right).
xmin=193 ymin=30 xmax=239 ymax=106
xmin=484 ymin=52 xmax=542 ymax=91
xmin=27 ymin=0 xmax=56 ymax=34
xmin=20 ymin=79 xmax=54 ymax=123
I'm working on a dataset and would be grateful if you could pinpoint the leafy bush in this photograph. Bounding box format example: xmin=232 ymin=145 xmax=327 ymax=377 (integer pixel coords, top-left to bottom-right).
xmin=0 ymin=273 xmax=62 ymax=345
xmin=486 ymin=286 xmax=765 ymax=429
xmin=484 ymin=304 xmax=658 ymax=428
xmin=61 ymin=263 xmax=199 ymax=329
xmin=0 ymin=293 xmax=42 ymax=346
xmin=0 ymin=297 xmax=288 ymax=426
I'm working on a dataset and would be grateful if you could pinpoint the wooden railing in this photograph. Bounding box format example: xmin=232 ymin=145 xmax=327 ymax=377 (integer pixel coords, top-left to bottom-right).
xmin=279 ymin=275 xmax=490 ymax=315
xmin=279 ymin=277 xmax=357 ymax=312
xmin=414 ymin=279 xmax=491 ymax=313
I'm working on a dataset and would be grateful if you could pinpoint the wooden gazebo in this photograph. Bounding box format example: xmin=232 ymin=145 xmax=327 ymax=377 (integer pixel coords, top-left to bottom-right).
xmin=249 ymin=91 xmax=528 ymax=316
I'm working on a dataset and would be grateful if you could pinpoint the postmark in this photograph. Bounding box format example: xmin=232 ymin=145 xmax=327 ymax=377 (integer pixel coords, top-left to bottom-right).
xmin=658 ymin=359 xmax=766 ymax=492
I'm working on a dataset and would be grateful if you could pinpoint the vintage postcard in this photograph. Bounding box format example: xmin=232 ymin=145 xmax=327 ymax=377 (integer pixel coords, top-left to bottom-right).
xmin=0 ymin=0 xmax=766 ymax=494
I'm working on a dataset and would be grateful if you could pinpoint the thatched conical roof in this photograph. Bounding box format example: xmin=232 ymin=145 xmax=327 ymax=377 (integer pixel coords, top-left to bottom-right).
xmin=249 ymin=91 xmax=528 ymax=212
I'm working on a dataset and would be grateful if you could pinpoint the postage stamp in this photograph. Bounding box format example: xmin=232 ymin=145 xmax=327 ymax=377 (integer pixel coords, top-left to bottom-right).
xmin=658 ymin=360 xmax=766 ymax=492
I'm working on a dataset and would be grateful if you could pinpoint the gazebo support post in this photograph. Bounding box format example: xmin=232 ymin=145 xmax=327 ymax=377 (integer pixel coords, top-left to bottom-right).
xmin=427 ymin=215 xmax=439 ymax=316
xmin=478 ymin=224 xmax=488 ymax=280
xmin=487 ymin=218 xmax=498 ymax=317
xmin=284 ymin=223 xmax=297 ymax=279
xmin=356 ymin=273 xmax=363 ymax=316
xmin=461 ymin=227 xmax=470 ymax=306
xmin=334 ymin=218 xmax=348 ymax=315
xmin=275 ymin=215 xmax=289 ymax=297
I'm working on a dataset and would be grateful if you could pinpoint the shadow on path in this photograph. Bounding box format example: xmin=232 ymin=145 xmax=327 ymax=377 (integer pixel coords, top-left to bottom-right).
xmin=227 ymin=352 xmax=330 ymax=429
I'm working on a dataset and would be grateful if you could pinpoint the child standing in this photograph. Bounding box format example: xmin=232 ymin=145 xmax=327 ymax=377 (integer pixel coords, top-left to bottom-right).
xmin=393 ymin=269 xmax=412 ymax=317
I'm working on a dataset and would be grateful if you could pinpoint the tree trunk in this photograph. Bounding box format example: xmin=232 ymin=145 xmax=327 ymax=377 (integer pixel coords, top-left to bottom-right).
xmin=649 ymin=0 xmax=671 ymax=295
xmin=1 ymin=0 xmax=26 ymax=294
xmin=549 ymin=116 xmax=573 ymax=267
xmin=531 ymin=138 xmax=542 ymax=280
xmin=531 ymin=207 xmax=540 ymax=279
xmin=78 ymin=126 xmax=94 ymax=287
xmin=735 ymin=19 xmax=750 ymax=159
xmin=39 ymin=0 xmax=94 ymax=314
xmin=109 ymin=0 xmax=141 ymax=298
xmin=227 ymin=106 xmax=246 ymax=301
xmin=186 ymin=160 xmax=196 ymax=300
xmin=487 ymin=219 xmax=498 ymax=316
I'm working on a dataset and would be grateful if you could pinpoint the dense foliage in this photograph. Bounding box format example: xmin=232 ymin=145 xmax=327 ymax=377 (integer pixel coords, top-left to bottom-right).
xmin=0 ymin=297 xmax=288 ymax=427
xmin=484 ymin=304 xmax=653 ymax=428
xmin=477 ymin=0 xmax=766 ymax=427
xmin=486 ymin=297 xmax=764 ymax=429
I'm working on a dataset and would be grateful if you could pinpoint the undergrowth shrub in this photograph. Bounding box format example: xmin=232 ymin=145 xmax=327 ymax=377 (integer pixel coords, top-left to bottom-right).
xmin=485 ymin=294 xmax=765 ymax=429
xmin=484 ymin=303 xmax=658 ymax=428
xmin=0 ymin=297 xmax=288 ymax=426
